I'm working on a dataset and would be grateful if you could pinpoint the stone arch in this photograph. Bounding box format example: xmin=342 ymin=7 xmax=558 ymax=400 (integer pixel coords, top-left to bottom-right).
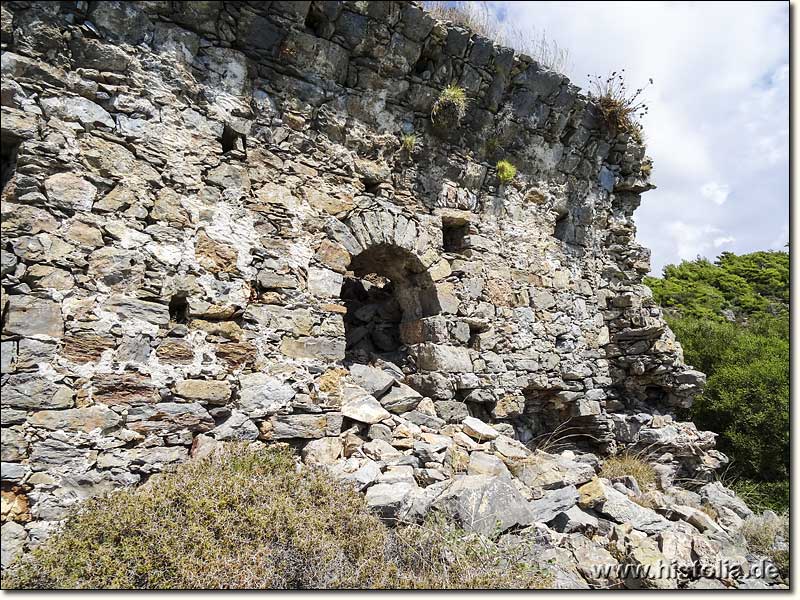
xmin=341 ymin=243 xmax=441 ymax=369
xmin=325 ymin=204 xmax=442 ymax=273
xmin=329 ymin=206 xmax=443 ymax=369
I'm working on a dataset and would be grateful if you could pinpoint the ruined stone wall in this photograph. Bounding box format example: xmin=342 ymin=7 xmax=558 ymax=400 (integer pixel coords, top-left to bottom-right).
xmin=1 ymin=0 xmax=721 ymax=557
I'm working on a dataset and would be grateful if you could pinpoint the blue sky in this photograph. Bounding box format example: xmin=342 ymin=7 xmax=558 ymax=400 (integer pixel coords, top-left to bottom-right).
xmin=492 ymin=1 xmax=789 ymax=275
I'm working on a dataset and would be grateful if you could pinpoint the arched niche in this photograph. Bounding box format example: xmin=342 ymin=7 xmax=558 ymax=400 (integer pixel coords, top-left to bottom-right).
xmin=341 ymin=243 xmax=441 ymax=370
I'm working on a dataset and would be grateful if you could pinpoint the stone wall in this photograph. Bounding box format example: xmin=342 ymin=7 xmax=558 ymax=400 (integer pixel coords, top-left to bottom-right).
xmin=2 ymin=0 xmax=726 ymax=566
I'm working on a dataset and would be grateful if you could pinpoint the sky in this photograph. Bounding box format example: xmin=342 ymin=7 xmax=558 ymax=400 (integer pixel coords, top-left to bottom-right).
xmin=492 ymin=1 xmax=789 ymax=275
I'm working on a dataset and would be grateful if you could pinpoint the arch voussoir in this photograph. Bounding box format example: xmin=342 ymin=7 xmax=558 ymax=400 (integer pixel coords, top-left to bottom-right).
xmin=342 ymin=207 xmax=445 ymax=275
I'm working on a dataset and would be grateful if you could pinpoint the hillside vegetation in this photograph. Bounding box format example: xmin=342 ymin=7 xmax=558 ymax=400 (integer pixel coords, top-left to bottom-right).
xmin=2 ymin=445 xmax=552 ymax=590
xmin=644 ymin=251 xmax=789 ymax=511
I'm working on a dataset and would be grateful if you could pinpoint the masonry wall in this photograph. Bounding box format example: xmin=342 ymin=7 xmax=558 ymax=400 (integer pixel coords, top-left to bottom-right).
xmin=1 ymin=0 xmax=718 ymax=552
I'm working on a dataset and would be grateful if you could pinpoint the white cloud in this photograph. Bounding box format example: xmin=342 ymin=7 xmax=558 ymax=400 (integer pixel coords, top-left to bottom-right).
xmin=768 ymin=225 xmax=789 ymax=250
xmin=494 ymin=1 xmax=788 ymax=274
xmin=739 ymin=63 xmax=790 ymax=168
xmin=700 ymin=182 xmax=730 ymax=206
xmin=665 ymin=221 xmax=725 ymax=261
xmin=713 ymin=236 xmax=736 ymax=248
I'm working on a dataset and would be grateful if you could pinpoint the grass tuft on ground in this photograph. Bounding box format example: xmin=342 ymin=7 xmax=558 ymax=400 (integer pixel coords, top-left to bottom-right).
xmin=600 ymin=453 xmax=657 ymax=490
xmin=741 ymin=511 xmax=789 ymax=579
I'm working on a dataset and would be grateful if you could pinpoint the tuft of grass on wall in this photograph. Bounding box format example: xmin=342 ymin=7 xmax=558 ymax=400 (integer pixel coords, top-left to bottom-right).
xmin=431 ymin=84 xmax=468 ymax=126
xmin=741 ymin=511 xmax=789 ymax=579
xmin=587 ymin=71 xmax=652 ymax=141
xmin=496 ymin=159 xmax=517 ymax=184
xmin=400 ymin=133 xmax=417 ymax=153
xmin=423 ymin=1 xmax=570 ymax=74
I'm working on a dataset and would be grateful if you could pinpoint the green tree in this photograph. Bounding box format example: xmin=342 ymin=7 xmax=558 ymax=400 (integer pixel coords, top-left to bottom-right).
xmin=645 ymin=251 xmax=789 ymax=511
xmin=645 ymin=250 xmax=788 ymax=322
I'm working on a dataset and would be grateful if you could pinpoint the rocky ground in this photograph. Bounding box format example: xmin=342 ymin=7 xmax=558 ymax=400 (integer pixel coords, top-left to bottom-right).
xmin=183 ymin=362 xmax=788 ymax=590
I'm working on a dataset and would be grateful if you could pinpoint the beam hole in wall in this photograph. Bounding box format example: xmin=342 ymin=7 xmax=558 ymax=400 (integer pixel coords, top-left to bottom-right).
xmin=341 ymin=244 xmax=440 ymax=371
xmin=515 ymin=387 xmax=594 ymax=450
xmin=512 ymin=388 xmax=557 ymax=446
xmin=553 ymin=211 xmax=570 ymax=242
xmin=362 ymin=179 xmax=382 ymax=195
xmin=645 ymin=385 xmax=667 ymax=405
xmin=442 ymin=217 xmax=469 ymax=253
xmin=220 ymin=123 xmax=241 ymax=154
xmin=413 ymin=47 xmax=436 ymax=78
xmin=1 ymin=140 xmax=20 ymax=193
xmin=168 ymin=294 xmax=189 ymax=324
xmin=514 ymin=387 xmax=609 ymax=452
xmin=465 ymin=399 xmax=493 ymax=424
xmin=466 ymin=319 xmax=489 ymax=350
xmin=304 ymin=4 xmax=329 ymax=37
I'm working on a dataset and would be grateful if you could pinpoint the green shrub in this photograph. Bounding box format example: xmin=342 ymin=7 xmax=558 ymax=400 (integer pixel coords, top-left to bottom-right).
xmin=2 ymin=444 xmax=553 ymax=590
xmin=496 ymin=160 xmax=517 ymax=184
xmin=731 ymin=479 xmax=790 ymax=514
xmin=669 ymin=314 xmax=789 ymax=486
xmin=645 ymin=251 xmax=789 ymax=322
xmin=645 ymin=251 xmax=789 ymax=512
xmin=431 ymin=84 xmax=467 ymax=125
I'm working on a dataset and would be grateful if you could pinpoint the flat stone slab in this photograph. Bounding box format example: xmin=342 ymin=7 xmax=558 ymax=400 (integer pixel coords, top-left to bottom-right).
xmin=341 ymin=385 xmax=391 ymax=424
xmin=432 ymin=474 xmax=534 ymax=536
xmin=462 ymin=416 xmax=499 ymax=441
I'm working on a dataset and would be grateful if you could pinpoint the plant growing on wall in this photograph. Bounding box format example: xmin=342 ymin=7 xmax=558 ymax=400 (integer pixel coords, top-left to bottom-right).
xmin=400 ymin=133 xmax=417 ymax=153
xmin=485 ymin=136 xmax=501 ymax=155
xmin=423 ymin=1 xmax=570 ymax=74
xmin=496 ymin=159 xmax=517 ymax=184
xmin=587 ymin=70 xmax=652 ymax=142
xmin=431 ymin=84 xmax=468 ymax=126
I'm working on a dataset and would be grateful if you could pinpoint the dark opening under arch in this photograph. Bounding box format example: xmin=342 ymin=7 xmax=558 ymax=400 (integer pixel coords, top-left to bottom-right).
xmin=341 ymin=244 xmax=441 ymax=371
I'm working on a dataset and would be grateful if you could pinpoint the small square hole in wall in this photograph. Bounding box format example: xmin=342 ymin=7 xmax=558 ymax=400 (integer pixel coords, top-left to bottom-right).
xmin=220 ymin=123 xmax=241 ymax=154
xmin=304 ymin=4 xmax=329 ymax=37
xmin=553 ymin=212 xmax=570 ymax=242
xmin=645 ymin=385 xmax=667 ymax=405
xmin=442 ymin=218 xmax=469 ymax=253
xmin=169 ymin=294 xmax=189 ymax=324
xmin=1 ymin=140 xmax=20 ymax=193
